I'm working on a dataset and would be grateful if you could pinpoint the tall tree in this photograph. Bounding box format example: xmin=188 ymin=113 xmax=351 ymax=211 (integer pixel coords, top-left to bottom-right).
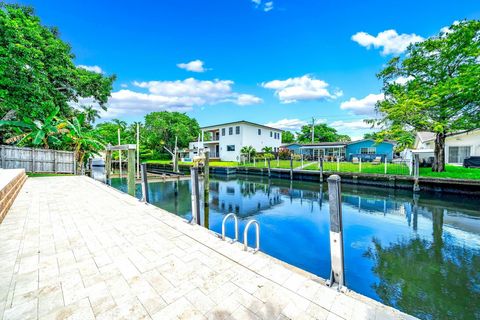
xmin=281 ymin=131 xmax=295 ymax=143
xmin=0 ymin=4 xmax=115 ymax=124
xmin=142 ymin=111 xmax=200 ymax=158
xmin=296 ymin=124 xmax=350 ymax=143
xmin=374 ymin=20 xmax=480 ymax=172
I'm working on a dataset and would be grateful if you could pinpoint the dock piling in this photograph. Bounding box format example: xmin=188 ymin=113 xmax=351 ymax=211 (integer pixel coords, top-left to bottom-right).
xmin=190 ymin=166 xmax=201 ymax=225
xmin=327 ymin=174 xmax=346 ymax=290
xmin=141 ymin=163 xmax=149 ymax=203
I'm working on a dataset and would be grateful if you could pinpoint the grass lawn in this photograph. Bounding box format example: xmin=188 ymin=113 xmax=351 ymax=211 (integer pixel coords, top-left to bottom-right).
xmin=420 ymin=165 xmax=480 ymax=180
xmin=303 ymin=161 xmax=410 ymax=175
xmin=240 ymin=160 xmax=303 ymax=169
xmin=27 ymin=173 xmax=74 ymax=177
xmin=145 ymin=159 xmax=239 ymax=167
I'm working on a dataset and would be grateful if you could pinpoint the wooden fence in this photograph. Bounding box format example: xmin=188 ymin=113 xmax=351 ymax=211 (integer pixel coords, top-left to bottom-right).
xmin=0 ymin=145 xmax=75 ymax=174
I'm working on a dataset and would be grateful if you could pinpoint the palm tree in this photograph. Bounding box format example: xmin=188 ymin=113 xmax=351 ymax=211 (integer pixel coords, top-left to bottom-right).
xmin=262 ymin=146 xmax=273 ymax=153
xmin=82 ymin=105 xmax=101 ymax=124
xmin=65 ymin=113 xmax=106 ymax=173
xmin=240 ymin=145 xmax=256 ymax=162
xmin=0 ymin=107 xmax=67 ymax=148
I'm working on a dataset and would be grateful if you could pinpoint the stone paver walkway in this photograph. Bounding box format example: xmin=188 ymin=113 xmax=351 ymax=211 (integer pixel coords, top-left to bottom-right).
xmin=0 ymin=176 xmax=415 ymax=320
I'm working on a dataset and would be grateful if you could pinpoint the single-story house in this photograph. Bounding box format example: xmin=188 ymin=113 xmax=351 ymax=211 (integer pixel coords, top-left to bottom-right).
xmin=414 ymin=129 xmax=480 ymax=165
xmin=282 ymin=139 xmax=396 ymax=161
xmin=279 ymin=143 xmax=303 ymax=154
xmin=189 ymin=120 xmax=282 ymax=162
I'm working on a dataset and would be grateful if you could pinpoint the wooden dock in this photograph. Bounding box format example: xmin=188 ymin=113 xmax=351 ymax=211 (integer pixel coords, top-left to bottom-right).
xmin=0 ymin=176 xmax=416 ymax=319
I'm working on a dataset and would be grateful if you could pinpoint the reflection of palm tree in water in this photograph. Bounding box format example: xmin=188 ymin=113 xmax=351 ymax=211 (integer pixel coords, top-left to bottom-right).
xmin=365 ymin=203 xmax=480 ymax=320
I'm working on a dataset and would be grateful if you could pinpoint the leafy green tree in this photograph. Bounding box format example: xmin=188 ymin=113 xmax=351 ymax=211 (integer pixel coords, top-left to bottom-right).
xmin=281 ymin=131 xmax=295 ymax=143
xmin=364 ymin=128 xmax=415 ymax=152
xmin=0 ymin=4 xmax=115 ymax=123
xmin=296 ymin=124 xmax=350 ymax=143
xmin=64 ymin=114 xmax=105 ymax=172
xmin=142 ymin=111 xmax=200 ymax=159
xmin=0 ymin=106 xmax=67 ymax=148
xmin=374 ymin=20 xmax=480 ymax=172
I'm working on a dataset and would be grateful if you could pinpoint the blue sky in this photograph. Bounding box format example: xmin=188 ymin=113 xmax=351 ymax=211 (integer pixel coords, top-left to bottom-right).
xmin=16 ymin=0 xmax=480 ymax=139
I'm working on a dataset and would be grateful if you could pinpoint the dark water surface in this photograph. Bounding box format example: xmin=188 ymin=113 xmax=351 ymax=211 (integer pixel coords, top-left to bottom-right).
xmin=101 ymin=171 xmax=480 ymax=320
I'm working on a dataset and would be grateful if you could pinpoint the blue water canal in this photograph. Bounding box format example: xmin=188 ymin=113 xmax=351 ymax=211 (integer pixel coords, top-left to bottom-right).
xmin=104 ymin=173 xmax=480 ymax=320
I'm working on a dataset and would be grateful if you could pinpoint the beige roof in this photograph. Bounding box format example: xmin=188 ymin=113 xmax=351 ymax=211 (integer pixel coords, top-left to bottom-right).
xmin=417 ymin=131 xmax=436 ymax=142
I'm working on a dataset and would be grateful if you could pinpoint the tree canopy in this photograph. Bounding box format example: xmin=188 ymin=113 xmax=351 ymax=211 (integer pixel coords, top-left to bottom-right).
xmin=374 ymin=20 xmax=480 ymax=171
xmin=0 ymin=3 xmax=115 ymax=122
xmin=296 ymin=123 xmax=351 ymax=143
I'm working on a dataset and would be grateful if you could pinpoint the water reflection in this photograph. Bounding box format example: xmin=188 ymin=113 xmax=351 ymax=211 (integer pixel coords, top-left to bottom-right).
xmin=100 ymin=170 xmax=480 ymax=320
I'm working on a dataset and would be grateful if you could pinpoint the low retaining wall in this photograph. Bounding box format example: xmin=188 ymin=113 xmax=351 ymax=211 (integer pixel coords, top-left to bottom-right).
xmin=0 ymin=169 xmax=27 ymax=223
xmin=147 ymin=163 xmax=480 ymax=196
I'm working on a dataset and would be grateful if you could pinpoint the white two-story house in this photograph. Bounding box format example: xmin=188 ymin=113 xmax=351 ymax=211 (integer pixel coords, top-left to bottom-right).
xmin=189 ymin=121 xmax=283 ymax=162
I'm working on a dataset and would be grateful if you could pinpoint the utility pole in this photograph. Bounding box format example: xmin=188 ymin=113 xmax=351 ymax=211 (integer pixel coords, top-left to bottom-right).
xmin=117 ymin=128 xmax=122 ymax=177
xmin=311 ymin=117 xmax=315 ymax=143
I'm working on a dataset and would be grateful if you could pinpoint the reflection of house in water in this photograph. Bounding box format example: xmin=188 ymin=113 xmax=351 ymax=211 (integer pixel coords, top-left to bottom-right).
xmin=209 ymin=180 xmax=283 ymax=217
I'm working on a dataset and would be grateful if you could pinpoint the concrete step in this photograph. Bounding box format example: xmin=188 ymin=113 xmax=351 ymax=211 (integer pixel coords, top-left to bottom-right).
xmin=0 ymin=169 xmax=27 ymax=223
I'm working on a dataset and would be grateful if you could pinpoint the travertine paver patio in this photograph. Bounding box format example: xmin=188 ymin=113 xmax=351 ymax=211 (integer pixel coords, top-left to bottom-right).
xmin=0 ymin=176 xmax=416 ymax=320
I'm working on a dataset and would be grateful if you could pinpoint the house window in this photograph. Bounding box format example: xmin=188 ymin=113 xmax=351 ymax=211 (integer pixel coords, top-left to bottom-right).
xmin=227 ymin=145 xmax=235 ymax=151
xmin=360 ymin=147 xmax=376 ymax=154
xmin=258 ymin=129 xmax=261 ymax=135
xmin=229 ymin=127 xmax=233 ymax=135
xmin=235 ymin=126 xmax=240 ymax=134
xmin=448 ymin=146 xmax=471 ymax=163
xmin=270 ymin=131 xmax=273 ymax=137
xmin=221 ymin=128 xmax=225 ymax=136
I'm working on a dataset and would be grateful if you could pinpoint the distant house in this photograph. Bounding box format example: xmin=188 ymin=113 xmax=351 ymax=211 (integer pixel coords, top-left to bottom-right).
xmin=281 ymin=139 xmax=396 ymax=161
xmin=279 ymin=143 xmax=303 ymax=154
xmin=414 ymin=129 xmax=480 ymax=164
xmin=189 ymin=121 xmax=282 ymax=162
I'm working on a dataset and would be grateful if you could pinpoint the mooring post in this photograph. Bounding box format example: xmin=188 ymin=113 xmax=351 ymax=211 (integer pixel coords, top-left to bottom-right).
xmin=413 ymin=153 xmax=420 ymax=192
xmin=267 ymin=158 xmax=271 ymax=178
xmin=190 ymin=166 xmax=201 ymax=225
xmin=141 ymin=163 xmax=149 ymax=203
xmin=204 ymin=150 xmax=210 ymax=229
xmin=127 ymin=146 xmax=136 ymax=196
xmin=327 ymin=174 xmax=346 ymax=290
xmin=105 ymin=150 xmax=111 ymax=180
xmin=319 ymin=157 xmax=324 ymax=182
xmin=290 ymin=156 xmax=293 ymax=180
xmin=204 ymin=149 xmax=210 ymax=208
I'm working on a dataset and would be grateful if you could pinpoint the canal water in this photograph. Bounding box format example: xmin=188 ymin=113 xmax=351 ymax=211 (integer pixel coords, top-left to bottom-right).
xmin=99 ymin=170 xmax=480 ymax=320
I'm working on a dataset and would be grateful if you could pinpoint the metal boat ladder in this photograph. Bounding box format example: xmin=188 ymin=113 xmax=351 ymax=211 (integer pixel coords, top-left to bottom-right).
xmin=221 ymin=213 xmax=238 ymax=242
xmin=243 ymin=219 xmax=260 ymax=253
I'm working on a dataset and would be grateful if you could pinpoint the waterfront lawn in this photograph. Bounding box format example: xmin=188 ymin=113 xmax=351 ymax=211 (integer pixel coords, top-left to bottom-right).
xmin=146 ymin=159 xmax=239 ymax=167
xmin=420 ymin=165 xmax=480 ymax=180
xmin=240 ymin=160 xmax=303 ymax=169
xmin=303 ymin=161 xmax=410 ymax=175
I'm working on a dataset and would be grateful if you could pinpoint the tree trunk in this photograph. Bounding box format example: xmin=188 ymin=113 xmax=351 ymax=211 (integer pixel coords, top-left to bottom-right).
xmin=432 ymin=132 xmax=446 ymax=172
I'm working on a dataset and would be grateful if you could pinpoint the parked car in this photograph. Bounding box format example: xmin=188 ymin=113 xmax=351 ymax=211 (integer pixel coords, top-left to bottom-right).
xmin=463 ymin=156 xmax=480 ymax=168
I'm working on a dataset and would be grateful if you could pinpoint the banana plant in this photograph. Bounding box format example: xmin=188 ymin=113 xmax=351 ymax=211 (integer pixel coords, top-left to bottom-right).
xmin=0 ymin=107 xmax=67 ymax=148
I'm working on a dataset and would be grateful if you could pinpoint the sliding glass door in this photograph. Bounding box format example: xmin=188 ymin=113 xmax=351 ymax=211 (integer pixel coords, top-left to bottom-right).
xmin=448 ymin=146 xmax=471 ymax=163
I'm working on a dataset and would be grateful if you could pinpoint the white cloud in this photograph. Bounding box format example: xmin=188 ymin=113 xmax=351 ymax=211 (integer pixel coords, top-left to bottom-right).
xmin=330 ymin=119 xmax=373 ymax=130
xmin=251 ymin=0 xmax=274 ymax=12
xmin=264 ymin=1 xmax=274 ymax=11
xmin=76 ymin=78 xmax=262 ymax=118
xmin=78 ymin=65 xmax=103 ymax=73
xmin=340 ymin=93 xmax=384 ymax=116
xmin=262 ymin=75 xmax=342 ymax=103
xmin=264 ymin=118 xmax=307 ymax=131
xmin=393 ymin=76 xmax=414 ymax=85
xmin=177 ymin=60 xmax=207 ymax=72
xmin=264 ymin=118 xmax=326 ymax=131
xmin=351 ymin=30 xmax=424 ymax=55
xmin=440 ymin=20 xmax=460 ymax=35
xmin=120 ymin=83 xmax=128 ymax=88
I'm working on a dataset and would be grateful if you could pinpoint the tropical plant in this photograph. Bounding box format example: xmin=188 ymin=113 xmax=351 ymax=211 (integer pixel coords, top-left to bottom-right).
xmin=373 ymin=20 xmax=480 ymax=172
xmin=0 ymin=106 xmax=67 ymax=148
xmin=82 ymin=106 xmax=101 ymax=124
xmin=262 ymin=146 xmax=273 ymax=153
xmin=64 ymin=114 xmax=106 ymax=173
xmin=240 ymin=145 xmax=256 ymax=162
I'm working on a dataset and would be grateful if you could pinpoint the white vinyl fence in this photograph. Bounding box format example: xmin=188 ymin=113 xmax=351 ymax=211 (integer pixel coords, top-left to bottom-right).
xmin=0 ymin=145 xmax=75 ymax=174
